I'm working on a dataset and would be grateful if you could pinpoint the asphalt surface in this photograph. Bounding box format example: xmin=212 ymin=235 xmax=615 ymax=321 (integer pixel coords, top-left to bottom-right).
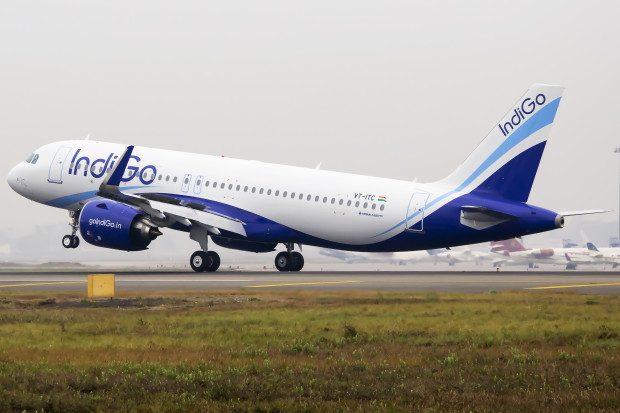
xmin=1 ymin=270 xmax=620 ymax=294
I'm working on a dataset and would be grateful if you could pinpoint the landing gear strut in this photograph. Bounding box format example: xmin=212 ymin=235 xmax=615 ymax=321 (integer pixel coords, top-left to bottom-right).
xmin=275 ymin=243 xmax=304 ymax=272
xmin=62 ymin=210 xmax=80 ymax=249
xmin=189 ymin=224 xmax=220 ymax=272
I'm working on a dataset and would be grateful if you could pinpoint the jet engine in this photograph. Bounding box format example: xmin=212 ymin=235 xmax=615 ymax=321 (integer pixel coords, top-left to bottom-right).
xmin=79 ymin=200 xmax=161 ymax=251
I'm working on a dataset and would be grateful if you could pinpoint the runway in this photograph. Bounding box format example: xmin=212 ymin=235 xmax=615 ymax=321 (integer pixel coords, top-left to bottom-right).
xmin=1 ymin=270 xmax=620 ymax=294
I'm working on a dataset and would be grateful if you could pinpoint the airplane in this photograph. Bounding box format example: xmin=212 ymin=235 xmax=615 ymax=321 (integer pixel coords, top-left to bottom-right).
xmin=490 ymin=238 xmax=599 ymax=269
xmin=569 ymin=242 xmax=620 ymax=268
xmin=7 ymin=84 xmax=604 ymax=272
xmin=321 ymin=246 xmax=492 ymax=266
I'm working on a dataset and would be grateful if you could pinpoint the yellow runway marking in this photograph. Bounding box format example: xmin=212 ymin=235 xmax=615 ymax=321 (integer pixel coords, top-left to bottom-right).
xmin=0 ymin=281 xmax=87 ymax=288
xmin=246 ymin=281 xmax=365 ymax=288
xmin=526 ymin=282 xmax=620 ymax=290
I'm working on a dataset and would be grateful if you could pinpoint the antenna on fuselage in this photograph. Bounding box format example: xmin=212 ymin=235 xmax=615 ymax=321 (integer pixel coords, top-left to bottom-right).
xmin=84 ymin=133 xmax=91 ymax=141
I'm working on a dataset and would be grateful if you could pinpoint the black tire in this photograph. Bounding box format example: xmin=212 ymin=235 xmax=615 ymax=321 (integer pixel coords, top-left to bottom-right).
xmin=190 ymin=251 xmax=211 ymax=272
xmin=62 ymin=235 xmax=73 ymax=249
xmin=206 ymin=251 xmax=220 ymax=272
xmin=292 ymin=252 xmax=304 ymax=271
xmin=275 ymin=251 xmax=294 ymax=271
xmin=70 ymin=236 xmax=80 ymax=249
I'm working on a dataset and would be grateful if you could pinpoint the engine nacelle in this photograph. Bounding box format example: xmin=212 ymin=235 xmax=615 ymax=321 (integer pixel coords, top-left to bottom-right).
xmin=211 ymin=236 xmax=277 ymax=253
xmin=79 ymin=200 xmax=161 ymax=251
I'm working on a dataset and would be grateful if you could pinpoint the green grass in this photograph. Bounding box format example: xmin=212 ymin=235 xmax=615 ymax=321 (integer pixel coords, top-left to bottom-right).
xmin=0 ymin=290 xmax=618 ymax=412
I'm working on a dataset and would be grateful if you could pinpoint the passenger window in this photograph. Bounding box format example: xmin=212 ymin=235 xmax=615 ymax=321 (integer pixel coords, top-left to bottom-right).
xmin=196 ymin=179 xmax=202 ymax=186
xmin=355 ymin=201 xmax=360 ymax=207
xmin=315 ymin=196 xmax=319 ymax=202
xmin=339 ymin=199 xmax=343 ymax=205
xmin=244 ymin=186 xmax=248 ymax=192
xmin=260 ymin=188 xmax=264 ymax=194
xmin=331 ymin=198 xmax=335 ymax=204
xmin=275 ymin=190 xmax=280 ymax=196
xmin=371 ymin=203 xmax=376 ymax=210
xmin=228 ymin=184 xmax=233 ymax=190
xmin=347 ymin=200 xmax=352 ymax=206
xmin=166 ymin=175 xmax=170 ymax=181
xmin=252 ymin=187 xmax=256 ymax=193
xmin=323 ymin=197 xmax=327 ymax=203
xmin=221 ymin=183 xmax=225 ymax=189
xmin=282 ymin=191 xmax=287 ymax=197
xmin=158 ymin=175 xmax=162 ymax=180
xmin=307 ymin=195 xmax=311 ymax=201
xmin=236 ymin=185 xmax=240 ymax=191
xmin=267 ymin=189 xmax=272 ymax=195
xmin=363 ymin=202 xmax=368 ymax=209
xmin=380 ymin=204 xmax=385 ymax=211
xmin=173 ymin=177 xmax=178 ymax=183
xmin=299 ymin=193 xmax=303 ymax=200
xmin=205 ymin=180 xmax=210 ymax=187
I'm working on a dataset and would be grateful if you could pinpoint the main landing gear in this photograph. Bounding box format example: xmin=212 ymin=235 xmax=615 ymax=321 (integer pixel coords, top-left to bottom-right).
xmin=275 ymin=243 xmax=304 ymax=272
xmin=189 ymin=224 xmax=220 ymax=272
xmin=62 ymin=210 xmax=80 ymax=249
xmin=190 ymin=250 xmax=220 ymax=272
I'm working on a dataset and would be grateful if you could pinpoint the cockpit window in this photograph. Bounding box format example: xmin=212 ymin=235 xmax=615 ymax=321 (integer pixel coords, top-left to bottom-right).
xmin=25 ymin=153 xmax=39 ymax=164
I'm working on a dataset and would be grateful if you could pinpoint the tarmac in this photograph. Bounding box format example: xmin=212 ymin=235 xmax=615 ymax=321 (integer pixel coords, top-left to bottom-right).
xmin=1 ymin=270 xmax=620 ymax=294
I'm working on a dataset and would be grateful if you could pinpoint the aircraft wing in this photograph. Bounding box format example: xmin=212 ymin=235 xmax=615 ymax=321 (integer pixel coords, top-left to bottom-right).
xmin=96 ymin=145 xmax=246 ymax=237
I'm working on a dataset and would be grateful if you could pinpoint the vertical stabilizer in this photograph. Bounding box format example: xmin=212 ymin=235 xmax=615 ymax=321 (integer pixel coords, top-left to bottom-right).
xmin=438 ymin=84 xmax=564 ymax=202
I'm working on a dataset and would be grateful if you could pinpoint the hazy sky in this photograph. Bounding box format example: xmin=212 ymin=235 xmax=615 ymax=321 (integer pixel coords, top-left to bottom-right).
xmin=1 ymin=1 xmax=619 ymax=261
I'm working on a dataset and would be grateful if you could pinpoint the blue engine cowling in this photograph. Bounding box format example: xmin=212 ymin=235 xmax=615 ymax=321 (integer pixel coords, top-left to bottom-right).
xmin=79 ymin=200 xmax=161 ymax=251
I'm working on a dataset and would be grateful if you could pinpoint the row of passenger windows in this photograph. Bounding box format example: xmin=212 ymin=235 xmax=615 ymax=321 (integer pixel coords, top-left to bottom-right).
xmin=194 ymin=178 xmax=386 ymax=211
xmin=75 ymin=164 xmax=386 ymax=212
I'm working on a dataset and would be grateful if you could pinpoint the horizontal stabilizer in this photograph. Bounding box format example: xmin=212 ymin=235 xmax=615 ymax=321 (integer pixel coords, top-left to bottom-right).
xmin=460 ymin=206 xmax=516 ymax=230
xmin=559 ymin=210 xmax=609 ymax=216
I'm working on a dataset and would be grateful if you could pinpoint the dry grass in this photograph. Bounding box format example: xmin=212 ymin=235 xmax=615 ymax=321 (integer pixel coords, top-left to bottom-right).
xmin=0 ymin=290 xmax=618 ymax=412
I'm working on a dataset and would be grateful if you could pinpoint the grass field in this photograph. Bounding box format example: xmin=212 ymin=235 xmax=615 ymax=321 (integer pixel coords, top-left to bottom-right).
xmin=0 ymin=290 xmax=618 ymax=412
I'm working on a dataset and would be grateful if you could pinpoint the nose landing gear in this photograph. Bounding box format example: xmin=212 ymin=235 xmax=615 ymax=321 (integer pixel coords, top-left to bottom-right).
xmin=61 ymin=210 xmax=80 ymax=249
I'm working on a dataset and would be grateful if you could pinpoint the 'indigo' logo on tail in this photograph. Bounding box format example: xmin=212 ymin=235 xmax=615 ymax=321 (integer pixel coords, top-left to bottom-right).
xmin=498 ymin=94 xmax=546 ymax=137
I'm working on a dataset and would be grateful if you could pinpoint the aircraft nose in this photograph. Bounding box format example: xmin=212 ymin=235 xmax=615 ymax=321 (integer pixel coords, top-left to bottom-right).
xmin=7 ymin=163 xmax=27 ymax=196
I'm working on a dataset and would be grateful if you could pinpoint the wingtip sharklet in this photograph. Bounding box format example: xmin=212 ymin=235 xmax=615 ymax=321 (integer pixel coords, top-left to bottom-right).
xmin=100 ymin=145 xmax=135 ymax=192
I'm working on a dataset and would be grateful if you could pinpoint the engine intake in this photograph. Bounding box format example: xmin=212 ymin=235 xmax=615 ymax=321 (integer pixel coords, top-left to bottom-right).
xmin=79 ymin=200 xmax=161 ymax=251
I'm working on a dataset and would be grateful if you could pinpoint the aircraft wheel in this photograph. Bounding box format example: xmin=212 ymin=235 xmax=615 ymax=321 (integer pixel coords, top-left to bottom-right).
xmin=292 ymin=252 xmax=304 ymax=271
xmin=70 ymin=236 xmax=80 ymax=249
xmin=62 ymin=235 xmax=73 ymax=249
xmin=190 ymin=251 xmax=211 ymax=272
xmin=275 ymin=251 xmax=295 ymax=271
xmin=205 ymin=251 xmax=220 ymax=272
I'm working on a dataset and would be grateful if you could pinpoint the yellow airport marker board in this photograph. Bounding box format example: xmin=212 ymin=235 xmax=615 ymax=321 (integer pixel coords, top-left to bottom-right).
xmin=87 ymin=274 xmax=115 ymax=299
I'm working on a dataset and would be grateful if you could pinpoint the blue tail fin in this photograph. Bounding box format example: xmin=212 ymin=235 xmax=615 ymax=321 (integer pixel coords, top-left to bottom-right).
xmin=439 ymin=84 xmax=564 ymax=202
